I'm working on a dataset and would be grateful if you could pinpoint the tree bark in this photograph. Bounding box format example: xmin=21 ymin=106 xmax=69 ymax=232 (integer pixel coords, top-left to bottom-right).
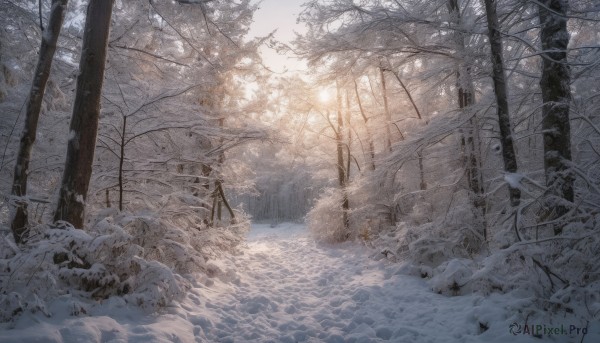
xmin=118 ymin=115 xmax=126 ymax=211
xmin=11 ymin=0 xmax=68 ymax=243
xmin=448 ymin=0 xmax=487 ymax=237
xmin=210 ymin=193 xmax=217 ymax=224
xmin=345 ymin=90 xmax=352 ymax=181
xmin=483 ymin=0 xmax=521 ymax=207
xmin=379 ymin=67 xmax=392 ymax=152
xmin=418 ymin=150 xmax=426 ymax=191
xmin=54 ymin=0 xmax=114 ymax=228
xmin=217 ymin=180 xmax=236 ymax=221
xmin=336 ymin=84 xmax=350 ymax=234
xmin=538 ymin=0 xmax=574 ymax=230
xmin=0 ymin=40 xmax=5 ymax=101
xmin=449 ymin=0 xmax=483 ymax=197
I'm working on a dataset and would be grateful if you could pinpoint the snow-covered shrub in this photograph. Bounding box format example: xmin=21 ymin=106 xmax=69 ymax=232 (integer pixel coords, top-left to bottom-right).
xmin=0 ymin=191 xmax=250 ymax=323
xmin=368 ymin=188 xmax=486 ymax=269
xmin=334 ymin=177 xmax=400 ymax=245
xmin=409 ymin=232 xmax=456 ymax=267
xmin=0 ymin=221 xmax=189 ymax=321
xmin=0 ymin=293 xmax=25 ymax=322
xmin=307 ymin=188 xmax=350 ymax=243
xmin=117 ymin=214 xmax=208 ymax=275
xmin=410 ymin=200 xmax=433 ymax=225
xmin=430 ymin=258 xmax=475 ymax=296
xmin=0 ymin=233 xmax=18 ymax=259
xmin=114 ymin=210 xmax=249 ymax=274
xmin=122 ymin=257 xmax=187 ymax=309
xmin=0 ymin=208 xmax=247 ymax=323
xmin=424 ymin=212 xmax=600 ymax=327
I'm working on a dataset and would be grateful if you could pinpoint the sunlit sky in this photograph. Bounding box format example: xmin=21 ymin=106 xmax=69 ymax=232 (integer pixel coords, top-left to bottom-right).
xmin=248 ymin=0 xmax=308 ymax=73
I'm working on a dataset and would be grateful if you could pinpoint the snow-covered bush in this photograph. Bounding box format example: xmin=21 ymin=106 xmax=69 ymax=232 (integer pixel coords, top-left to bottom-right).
xmin=368 ymin=188 xmax=486 ymax=266
xmin=430 ymin=258 xmax=475 ymax=296
xmin=0 ymin=222 xmax=185 ymax=322
xmin=0 ymin=205 xmax=250 ymax=323
xmin=0 ymin=223 xmax=188 ymax=320
xmin=307 ymin=188 xmax=351 ymax=243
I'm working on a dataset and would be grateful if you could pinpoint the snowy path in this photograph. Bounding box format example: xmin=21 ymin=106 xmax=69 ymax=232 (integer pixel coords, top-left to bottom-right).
xmin=184 ymin=223 xmax=536 ymax=343
xmin=0 ymin=223 xmax=546 ymax=342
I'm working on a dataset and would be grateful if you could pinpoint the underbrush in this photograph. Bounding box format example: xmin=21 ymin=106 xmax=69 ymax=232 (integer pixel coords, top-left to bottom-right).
xmin=364 ymin=192 xmax=600 ymax=330
xmin=308 ymin=177 xmax=600 ymax=332
xmin=307 ymin=188 xmax=347 ymax=243
xmin=0 ymin=207 xmax=249 ymax=323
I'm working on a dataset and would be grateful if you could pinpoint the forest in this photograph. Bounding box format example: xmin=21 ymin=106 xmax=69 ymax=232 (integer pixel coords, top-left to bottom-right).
xmin=1 ymin=0 xmax=599 ymax=342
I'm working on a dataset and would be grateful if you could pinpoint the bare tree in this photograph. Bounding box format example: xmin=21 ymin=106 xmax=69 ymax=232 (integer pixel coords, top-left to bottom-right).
xmin=210 ymin=117 xmax=237 ymax=226
xmin=10 ymin=0 xmax=68 ymax=243
xmin=382 ymin=62 xmax=426 ymax=190
xmin=353 ymin=79 xmax=376 ymax=171
xmin=537 ymin=0 xmax=574 ymax=232
xmin=54 ymin=0 xmax=114 ymax=228
xmin=482 ymin=0 xmax=521 ymax=207
xmin=98 ymin=84 xmax=203 ymax=211
xmin=448 ymin=0 xmax=487 ymax=235
xmin=379 ymin=66 xmax=393 ymax=153
xmin=336 ymin=83 xmax=350 ymax=233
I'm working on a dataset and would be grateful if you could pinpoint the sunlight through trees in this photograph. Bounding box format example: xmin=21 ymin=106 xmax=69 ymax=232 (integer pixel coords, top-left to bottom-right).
xmin=0 ymin=0 xmax=599 ymax=340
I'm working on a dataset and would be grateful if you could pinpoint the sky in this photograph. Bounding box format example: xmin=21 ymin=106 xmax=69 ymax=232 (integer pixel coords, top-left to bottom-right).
xmin=248 ymin=0 xmax=308 ymax=73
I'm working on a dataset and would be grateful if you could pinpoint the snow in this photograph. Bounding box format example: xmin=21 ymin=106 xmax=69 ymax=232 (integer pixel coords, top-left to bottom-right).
xmin=1 ymin=223 xmax=598 ymax=342
xmin=504 ymin=173 xmax=524 ymax=189
xmin=42 ymin=27 xmax=55 ymax=45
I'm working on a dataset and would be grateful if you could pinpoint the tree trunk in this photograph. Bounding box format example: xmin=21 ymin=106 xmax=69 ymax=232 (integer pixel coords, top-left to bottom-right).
xmin=418 ymin=150 xmax=426 ymax=190
xmin=384 ymin=66 xmax=427 ymax=191
xmin=210 ymin=193 xmax=217 ymax=224
xmin=118 ymin=115 xmax=126 ymax=211
xmin=353 ymin=80 xmax=376 ymax=171
xmin=105 ymin=189 xmax=111 ymax=208
xmin=448 ymin=0 xmax=487 ymax=238
xmin=0 ymin=40 xmax=5 ymax=102
xmin=538 ymin=0 xmax=574 ymax=231
xmin=54 ymin=0 xmax=114 ymax=228
xmin=386 ymin=67 xmax=422 ymax=120
xmin=483 ymin=0 xmax=521 ymax=207
xmin=217 ymin=180 xmax=236 ymax=222
xmin=345 ymin=90 xmax=352 ymax=181
xmin=217 ymin=194 xmax=222 ymax=221
xmin=336 ymin=84 xmax=350 ymax=234
xmin=449 ymin=0 xmax=483 ymax=198
xmin=10 ymin=0 xmax=68 ymax=243
xmin=379 ymin=67 xmax=392 ymax=152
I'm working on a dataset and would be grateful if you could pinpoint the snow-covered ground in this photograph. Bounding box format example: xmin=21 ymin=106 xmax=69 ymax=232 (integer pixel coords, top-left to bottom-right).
xmin=1 ymin=223 xmax=596 ymax=342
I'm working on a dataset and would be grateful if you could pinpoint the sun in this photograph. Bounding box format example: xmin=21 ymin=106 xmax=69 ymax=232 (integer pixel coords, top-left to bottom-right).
xmin=318 ymin=89 xmax=330 ymax=103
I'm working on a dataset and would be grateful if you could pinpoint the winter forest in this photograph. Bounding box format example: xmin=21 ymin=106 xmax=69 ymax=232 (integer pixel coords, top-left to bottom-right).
xmin=1 ymin=0 xmax=599 ymax=342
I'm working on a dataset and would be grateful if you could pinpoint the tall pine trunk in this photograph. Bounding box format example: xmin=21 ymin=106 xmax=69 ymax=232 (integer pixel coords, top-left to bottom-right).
xmin=11 ymin=0 xmax=68 ymax=243
xmin=483 ymin=0 xmax=521 ymax=207
xmin=54 ymin=0 xmax=114 ymax=228
xmin=538 ymin=0 xmax=574 ymax=232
